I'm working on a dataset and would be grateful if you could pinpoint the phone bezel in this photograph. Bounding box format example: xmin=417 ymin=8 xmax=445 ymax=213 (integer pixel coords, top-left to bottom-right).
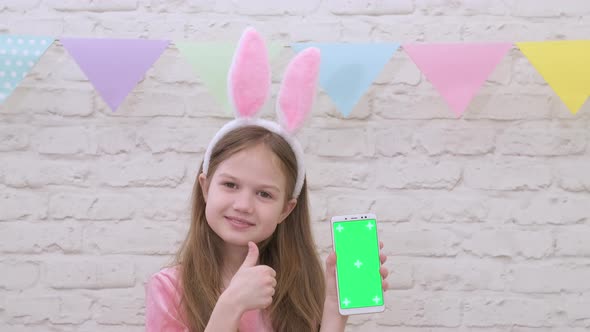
xmin=330 ymin=213 xmax=385 ymax=315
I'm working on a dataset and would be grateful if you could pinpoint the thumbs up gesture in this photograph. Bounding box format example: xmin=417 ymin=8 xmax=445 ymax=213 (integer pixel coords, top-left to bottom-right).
xmin=223 ymin=242 xmax=277 ymax=313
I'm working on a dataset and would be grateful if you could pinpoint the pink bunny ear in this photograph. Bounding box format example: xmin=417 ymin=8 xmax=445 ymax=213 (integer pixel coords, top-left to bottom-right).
xmin=228 ymin=27 xmax=271 ymax=118
xmin=276 ymin=47 xmax=321 ymax=133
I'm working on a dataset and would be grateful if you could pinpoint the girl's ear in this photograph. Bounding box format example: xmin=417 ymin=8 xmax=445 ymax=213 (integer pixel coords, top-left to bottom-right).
xmin=276 ymin=47 xmax=321 ymax=133
xmin=198 ymin=173 xmax=209 ymax=202
xmin=278 ymin=198 xmax=297 ymax=224
xmin=227 ymin=27 xmax=271 ymax=119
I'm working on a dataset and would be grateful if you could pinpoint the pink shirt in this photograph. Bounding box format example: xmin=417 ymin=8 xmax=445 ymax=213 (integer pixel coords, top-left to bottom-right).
xmin=145 ymin=266 xmax=273 ymax=332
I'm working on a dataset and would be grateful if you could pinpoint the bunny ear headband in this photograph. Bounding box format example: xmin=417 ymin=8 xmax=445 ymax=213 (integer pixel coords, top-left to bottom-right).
xmin=202 ymin=27 xmax=321 ymax=199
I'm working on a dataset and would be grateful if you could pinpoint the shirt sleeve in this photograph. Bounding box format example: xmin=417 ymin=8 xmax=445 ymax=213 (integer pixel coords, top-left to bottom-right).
xmin=145 ymin=268 xmax=189 ymax=332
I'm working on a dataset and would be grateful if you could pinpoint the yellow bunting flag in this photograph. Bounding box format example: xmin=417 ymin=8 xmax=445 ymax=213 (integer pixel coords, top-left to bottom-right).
xmin=517 ymin=40 xmax=590 ymax=114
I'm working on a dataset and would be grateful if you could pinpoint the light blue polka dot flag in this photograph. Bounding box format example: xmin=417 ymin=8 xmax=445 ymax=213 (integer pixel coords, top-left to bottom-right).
xmin=0 ymin=35 xmax=54 ymax=103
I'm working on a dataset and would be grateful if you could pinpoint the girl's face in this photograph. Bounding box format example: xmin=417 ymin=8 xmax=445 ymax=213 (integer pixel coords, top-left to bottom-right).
xmin=199 ymin=143 xmax=297 ymax=246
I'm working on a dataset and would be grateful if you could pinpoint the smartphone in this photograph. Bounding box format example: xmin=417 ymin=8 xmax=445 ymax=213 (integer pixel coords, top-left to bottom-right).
xmin=331 ymin=213 xmax=385 ymax=315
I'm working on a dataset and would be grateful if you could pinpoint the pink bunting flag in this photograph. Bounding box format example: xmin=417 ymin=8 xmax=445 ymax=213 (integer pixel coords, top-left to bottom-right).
xmin=61 ymin=38 xmax=169 ymax=111
xmin=403 ymin=43 xmax=512 ymax=117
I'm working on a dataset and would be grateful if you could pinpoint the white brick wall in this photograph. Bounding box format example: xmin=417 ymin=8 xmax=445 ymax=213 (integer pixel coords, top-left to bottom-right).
xmin=1 ymin=1 xmax=589 ymax=331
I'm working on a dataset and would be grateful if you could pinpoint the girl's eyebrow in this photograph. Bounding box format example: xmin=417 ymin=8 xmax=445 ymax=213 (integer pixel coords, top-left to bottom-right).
xmin=259 ymin=184 xmax=281 ymax=193
xmin=217 ymin=172 xmax=281 ymax=192
xmin=217 ymin=173 xmax=236 ymax=180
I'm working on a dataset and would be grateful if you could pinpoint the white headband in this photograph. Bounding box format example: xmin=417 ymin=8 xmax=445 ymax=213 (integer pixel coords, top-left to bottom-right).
xmin=202 ymin=118 xmax=306 ymax=198
xmin=201 ymin=27 xmax=320 ymax=199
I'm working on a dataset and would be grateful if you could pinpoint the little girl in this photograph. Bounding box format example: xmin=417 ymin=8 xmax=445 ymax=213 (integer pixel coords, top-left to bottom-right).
xmin=145 ymin=28 xmax=389 ymax=332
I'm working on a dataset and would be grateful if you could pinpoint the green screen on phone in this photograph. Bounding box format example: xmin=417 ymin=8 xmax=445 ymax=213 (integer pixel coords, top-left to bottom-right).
xmin=332 ymin=219 xmax=383 ymax=309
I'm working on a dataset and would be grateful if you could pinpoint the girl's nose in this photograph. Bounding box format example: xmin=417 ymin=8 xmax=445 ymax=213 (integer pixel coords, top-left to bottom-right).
xmin=232 ymin=190 xmax=254 ymax=213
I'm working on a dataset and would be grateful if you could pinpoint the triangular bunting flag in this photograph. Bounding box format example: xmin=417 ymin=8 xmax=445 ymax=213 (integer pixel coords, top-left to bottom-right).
xmin=0 ymin=35 xmax=54 ymax=104
xmin=176 ymin=41 xmax=283 ymax=112
xmin=61 ymin=38 xmax=169 ymax=111
xmin=403 ymin=43 xmax=512 ymax=117
xmin=291 ymin=43 xmax=400 ymax=117
xmin=517 ymin=40 xmax=590 ymax=114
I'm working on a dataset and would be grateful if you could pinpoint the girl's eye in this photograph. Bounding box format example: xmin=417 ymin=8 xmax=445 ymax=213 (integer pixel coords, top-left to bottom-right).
xmin=258 ymin=191 xmax=272 ymax=199
xmin=223 ymin=182 xmax=237 ymax=189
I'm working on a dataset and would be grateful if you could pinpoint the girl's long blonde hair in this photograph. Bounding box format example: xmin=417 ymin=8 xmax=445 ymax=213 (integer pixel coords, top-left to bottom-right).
xmin=174 ymin=125 xmax=325 ymax=331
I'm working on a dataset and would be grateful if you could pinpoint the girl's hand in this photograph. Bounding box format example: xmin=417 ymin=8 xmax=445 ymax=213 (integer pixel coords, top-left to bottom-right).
xmin=324 ymin=241 xmax=389 ymax=311
xmin=221 ymin=242 xmax=277 ymax=314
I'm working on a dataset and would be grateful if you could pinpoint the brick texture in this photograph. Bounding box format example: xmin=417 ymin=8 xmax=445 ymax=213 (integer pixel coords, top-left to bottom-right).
xmin=0 ymin=1 xmax=589 ymax=331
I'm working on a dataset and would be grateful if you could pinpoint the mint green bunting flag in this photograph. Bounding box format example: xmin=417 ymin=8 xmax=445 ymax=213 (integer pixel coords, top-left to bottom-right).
xmin=176 ymin=41 xmax=283 ymax=113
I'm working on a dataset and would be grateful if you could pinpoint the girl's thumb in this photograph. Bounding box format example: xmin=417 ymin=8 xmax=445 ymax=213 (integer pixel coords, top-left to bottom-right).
xmin=239 ymin=241 xmax=259 ymax=269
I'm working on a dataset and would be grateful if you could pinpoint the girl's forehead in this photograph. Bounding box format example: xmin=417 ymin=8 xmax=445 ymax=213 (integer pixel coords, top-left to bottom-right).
xmin=215 ymin=144 xmax=288 ymax=186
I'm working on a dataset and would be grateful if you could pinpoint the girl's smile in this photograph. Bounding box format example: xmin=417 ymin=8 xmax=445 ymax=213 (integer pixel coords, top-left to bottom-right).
xmin=225 ymin=215 xmax=256 ymax=229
